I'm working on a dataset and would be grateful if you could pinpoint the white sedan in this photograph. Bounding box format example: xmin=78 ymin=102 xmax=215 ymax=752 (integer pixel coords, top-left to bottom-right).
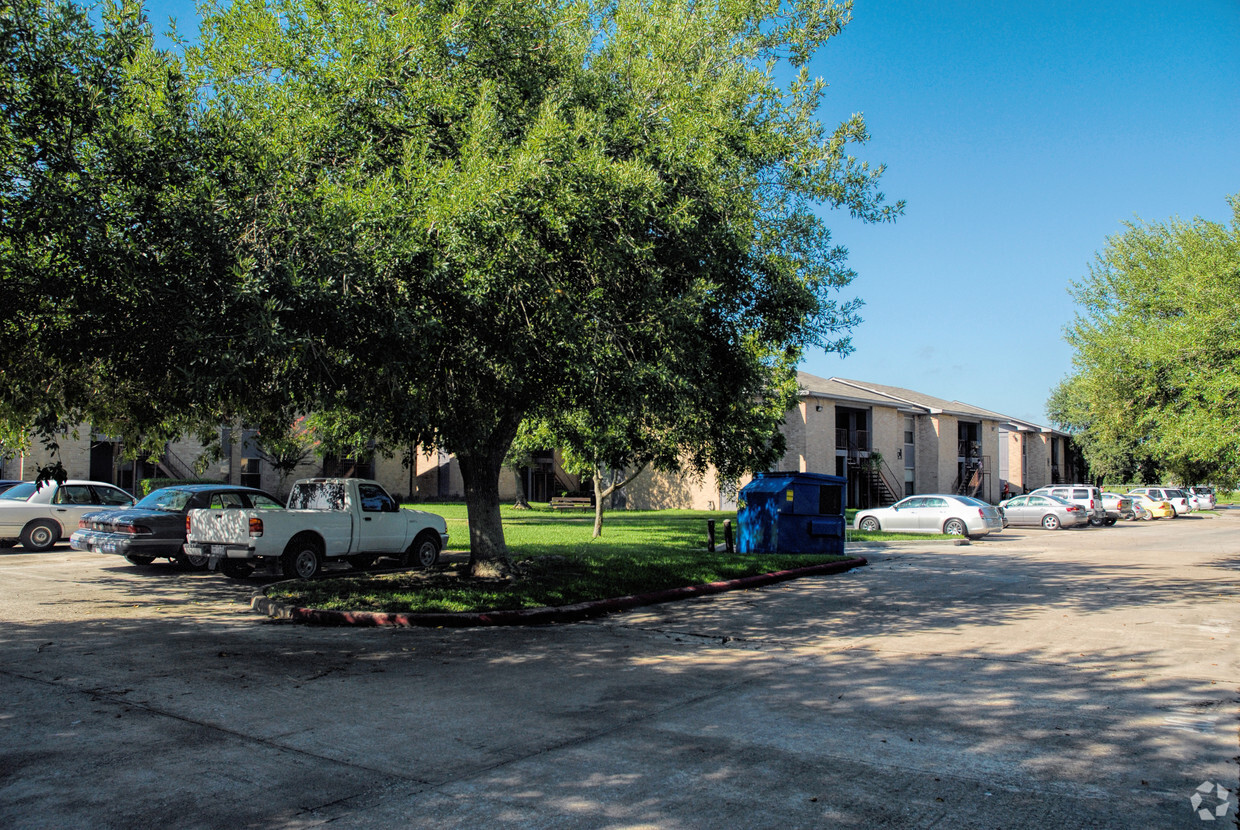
xmin=853 ymin=494 xmax=1004 ymax=539
xmin=0 ymin=480 xmax=135 ymax=551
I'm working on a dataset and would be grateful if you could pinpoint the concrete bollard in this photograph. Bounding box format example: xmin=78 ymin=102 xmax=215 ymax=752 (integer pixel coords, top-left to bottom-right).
xmin=723 ymin=519 xmax=734 ymax=553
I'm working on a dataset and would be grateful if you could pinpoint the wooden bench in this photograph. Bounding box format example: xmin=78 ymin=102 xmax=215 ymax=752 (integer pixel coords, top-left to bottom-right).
xmin=550 ymin=496 xmax=593 ymax=510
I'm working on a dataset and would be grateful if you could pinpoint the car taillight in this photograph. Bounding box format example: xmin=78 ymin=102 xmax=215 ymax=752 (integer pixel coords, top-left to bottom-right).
xmin=78 ymin=519 xmax=89 ymax=529
xmin=249 ymin=517 xmax=263 ymax=537
xmin=116 ymin=524 xmax=152 ymax=535
xmin=185 ymin=515 xmax=191 ymax=535
xmin=977 ymin=508 xmax=985 ymax=518
xmin=1068 ymin=505 xmax=1082 ymax=512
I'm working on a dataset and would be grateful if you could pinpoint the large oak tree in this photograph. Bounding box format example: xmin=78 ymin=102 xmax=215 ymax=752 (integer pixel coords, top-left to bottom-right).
xmin=2 ymin=0 xmax=900 ymax=574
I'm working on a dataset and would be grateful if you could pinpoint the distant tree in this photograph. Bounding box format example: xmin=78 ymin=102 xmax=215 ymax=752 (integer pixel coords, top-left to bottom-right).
xmin=254 ymin=416 xmax=319 ymax=499
xmin=525 ymin=349 xmax=802 ymax=537
xmin=1050 ymin=196 xmax=1240 ymax=488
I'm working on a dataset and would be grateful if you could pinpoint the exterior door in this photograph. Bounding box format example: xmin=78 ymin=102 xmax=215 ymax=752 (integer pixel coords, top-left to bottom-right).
xmin=918 ymin=496 xmax=951 ymax=530
xmin=355 ymin=483 xmax=407 ymax=552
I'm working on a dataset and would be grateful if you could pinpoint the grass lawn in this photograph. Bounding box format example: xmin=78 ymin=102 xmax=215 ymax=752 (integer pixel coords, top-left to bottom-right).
xmin=263 ymin=503 xmax=911 ymax=615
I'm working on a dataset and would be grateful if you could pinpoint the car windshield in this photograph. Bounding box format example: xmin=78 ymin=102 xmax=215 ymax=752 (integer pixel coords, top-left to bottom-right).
xmin=1044 ymin=494 xmax=1073 ymax=505
xmin=1167 ymin=489 xmax=1186 ymax=498
xmin=0 ymin=482 xmax=39 ymax=500
xmin=954 ymin=496 xmax=989 ymax=507
xmin=134 ymin=489 xmax=194 ymax=512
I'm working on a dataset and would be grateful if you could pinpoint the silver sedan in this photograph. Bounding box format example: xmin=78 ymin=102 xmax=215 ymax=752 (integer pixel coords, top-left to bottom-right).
xmin=998 ymin=493 xmax=1090 ymax=530
xmin=854 ymin=494 xmax=1004 ymax=538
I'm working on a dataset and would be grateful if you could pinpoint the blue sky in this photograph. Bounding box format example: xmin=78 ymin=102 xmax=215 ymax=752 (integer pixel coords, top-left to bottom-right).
xmin=798 ymin=0 xmax=1240 ymax=423
xmin=142 ymin=0 xmax=1239 ymax=424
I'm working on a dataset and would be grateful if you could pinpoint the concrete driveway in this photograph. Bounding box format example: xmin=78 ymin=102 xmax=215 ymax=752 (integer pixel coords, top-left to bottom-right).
xmin=1 ymin=512 xmax=1237 ymax=828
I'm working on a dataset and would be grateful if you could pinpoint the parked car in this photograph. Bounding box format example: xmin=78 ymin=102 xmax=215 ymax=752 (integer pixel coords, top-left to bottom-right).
xmin=1128 ymin=487 xmax=1191 ymax=516
xmin=0 ymin=480 xmax=136 ymax=551
xmin=71 ymin=484 xmax=283 ymax=569
xmin=1187 ymin=486 xmax=1216 ymax=509
xmin=1126 ymin=492 xmax=1174 ymax=519
xmin=1030 ymin=485 xmax=1108 ymax=526
xmin=997 ymin=493 xmax=1090 ymax=530
xmin=1100 ymin=492 xmax=1135 ymax=521
xmin=185 ymin=478 xmax=449 ymax=578
xmin=853 ymin=494 xmax=1004 ymax=539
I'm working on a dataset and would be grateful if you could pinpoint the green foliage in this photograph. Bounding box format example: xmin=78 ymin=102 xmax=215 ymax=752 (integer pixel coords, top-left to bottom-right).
xmin=1050 ymin=196 xmax=1240 ymax=487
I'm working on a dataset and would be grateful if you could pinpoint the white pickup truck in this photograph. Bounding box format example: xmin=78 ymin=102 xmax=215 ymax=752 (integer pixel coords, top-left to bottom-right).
xmin=184 ymin=478 xmax=449 ymax=579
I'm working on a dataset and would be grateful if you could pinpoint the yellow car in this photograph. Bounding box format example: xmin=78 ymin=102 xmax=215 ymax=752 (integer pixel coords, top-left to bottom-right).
xmin=1127 ymin=492 xmax=1175 ymax=519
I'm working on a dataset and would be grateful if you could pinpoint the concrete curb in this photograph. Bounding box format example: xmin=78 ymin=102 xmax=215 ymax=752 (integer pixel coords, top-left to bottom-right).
xmin=251 ymin=556 xmax=869 ymax=628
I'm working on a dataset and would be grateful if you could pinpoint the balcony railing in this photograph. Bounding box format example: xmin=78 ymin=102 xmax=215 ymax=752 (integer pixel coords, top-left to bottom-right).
xmin=836 ymin=429 xmax=870 ymax=452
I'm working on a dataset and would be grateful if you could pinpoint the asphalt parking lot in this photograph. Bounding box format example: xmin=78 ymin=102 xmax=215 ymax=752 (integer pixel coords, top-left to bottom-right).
xmin=2 ymin=512 xmax=1238 ymax=828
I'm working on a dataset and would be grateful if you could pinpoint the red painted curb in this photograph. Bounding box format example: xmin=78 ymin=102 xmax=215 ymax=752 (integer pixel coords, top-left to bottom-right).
xmin=252 ymin=556 xmax=868 ymax=628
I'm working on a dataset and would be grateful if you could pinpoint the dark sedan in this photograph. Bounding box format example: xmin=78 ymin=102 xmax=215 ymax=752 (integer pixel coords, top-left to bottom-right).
xmin=71 ymin=484 xmax=283 ymax=569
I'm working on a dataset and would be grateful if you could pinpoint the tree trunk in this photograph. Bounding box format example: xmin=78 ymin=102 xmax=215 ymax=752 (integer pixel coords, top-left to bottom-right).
xmin=456 ymin=413 xmax=524 ymax=577
xmin=592 ymin=472 xmax=606 ymax=538
xmin=591 ymin=461 xmax=650 ymax=539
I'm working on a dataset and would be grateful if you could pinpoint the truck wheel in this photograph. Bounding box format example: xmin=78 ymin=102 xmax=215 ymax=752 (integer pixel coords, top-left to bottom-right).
xmin=282 ymin=535 xmax=324 ymax=579
xmin=401 ymin=531 xmax=440 ymax=570
xmin=124 ymin=554 xmax=157 ymax=566
xmin=21 ymin=520 xmax=59 ymax=552
xmin=220 ymin=559 xmax=255 ymax=579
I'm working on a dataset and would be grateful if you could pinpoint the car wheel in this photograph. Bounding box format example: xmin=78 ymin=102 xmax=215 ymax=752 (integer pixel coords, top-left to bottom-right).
xmin=1041 ymin=514 xmax=1061 ymax=530
xmin=20 ymin=520 xmax=59 ymax=552
xmin=943 ymin=518 xmax=966 ymax=536
xmin=220 ymin=559 xmax=255 ymax=579
xmin=281 ymin=535 xmax=324 ymax=579
xmin=1104 ymin=517 xmax=1117 ymax=526
xmin=858 ymin=517 xmax=880 ymax=532
xmin=1088 ymin=517 xmax=1104 ymax=527
xmin=401 ymin=531 xmax=441 ymax=569
xmin=348 ymin=554 xmax=376 ymax=570
xmin=124 ymin=554 xmax=157 ymax=566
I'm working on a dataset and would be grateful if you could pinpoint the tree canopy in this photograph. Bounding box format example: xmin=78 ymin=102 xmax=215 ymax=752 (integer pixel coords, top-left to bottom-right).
xmin=1048 ymin=195 xmax=1240 ymax=487
xmin=1 ymin=0 xmax=901 ymax=573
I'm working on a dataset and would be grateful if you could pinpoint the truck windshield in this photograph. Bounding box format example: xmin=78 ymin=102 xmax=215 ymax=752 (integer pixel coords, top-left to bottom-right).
xmin=288 ymin=481 xmax=348 ymax=510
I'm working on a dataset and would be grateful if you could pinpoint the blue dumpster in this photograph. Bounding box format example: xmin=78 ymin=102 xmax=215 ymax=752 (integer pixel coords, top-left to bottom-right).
xmin=737 ymin=471 xmax=847 ymax=555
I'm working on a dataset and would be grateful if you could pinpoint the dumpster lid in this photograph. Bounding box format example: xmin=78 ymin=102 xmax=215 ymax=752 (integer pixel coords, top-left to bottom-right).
xmin=739 ymin=471 xmax=847 ymax=497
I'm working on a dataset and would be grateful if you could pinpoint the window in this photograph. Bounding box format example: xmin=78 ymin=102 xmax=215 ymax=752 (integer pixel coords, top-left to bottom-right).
xmin=93 ymin=486 xmax=133 ymax=506
xmin=358 ymin=483 xmax=395 ymax=513
xmin=55 ymin=486 xmax=94 ymax=505
xmin=288 ymin=481 xmax=347 ymax=511
xmin=209 ymin=492 xmax=247 ymax=509
xmin=240 ymin=458 xmax=262 ymax=489
xmin=248 ymin=494 xmax=284 ymax=510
